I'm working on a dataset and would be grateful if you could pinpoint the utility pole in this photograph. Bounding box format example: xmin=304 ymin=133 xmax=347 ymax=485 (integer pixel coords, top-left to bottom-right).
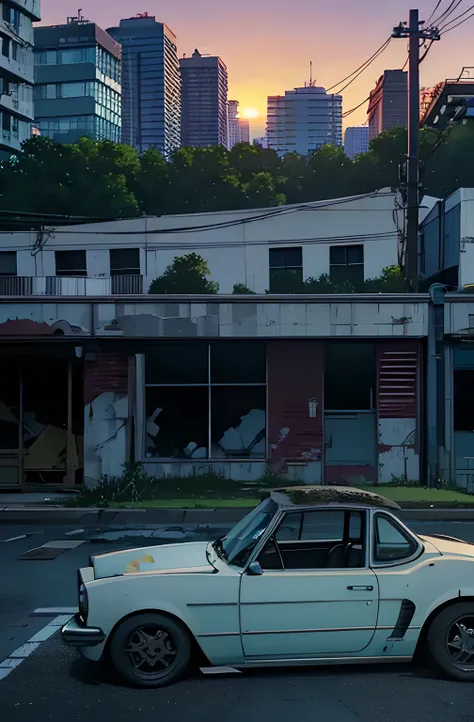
xmin=393 ymin=10 xmax=440 ymax=292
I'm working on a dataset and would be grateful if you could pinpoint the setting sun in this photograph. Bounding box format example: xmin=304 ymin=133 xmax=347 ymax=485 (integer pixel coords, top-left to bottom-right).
xmin=241 ymin=108 xmax=259 ymax=120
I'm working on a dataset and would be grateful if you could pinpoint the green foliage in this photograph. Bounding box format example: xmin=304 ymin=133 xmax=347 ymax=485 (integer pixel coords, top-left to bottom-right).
xmin=268 ymin=266 xmax=405 ymax=295
xmin=149 ymin=253 xmax=219 ymax=294
xmin=4 ymin=125 xmax=474 ymax=222
xmin=233 ymin=283 xmax=256 ymax=294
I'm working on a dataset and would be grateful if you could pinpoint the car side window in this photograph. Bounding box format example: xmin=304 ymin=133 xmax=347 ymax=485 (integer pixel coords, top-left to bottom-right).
xmin=374 ymin=514 xmax=418 ymax=563
xmin=260 ymin=509 xmax=366 ymax=571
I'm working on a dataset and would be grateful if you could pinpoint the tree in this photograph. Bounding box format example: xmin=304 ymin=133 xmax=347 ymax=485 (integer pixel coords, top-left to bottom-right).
xmin=149 ymin=253 xmax=219 ymax=294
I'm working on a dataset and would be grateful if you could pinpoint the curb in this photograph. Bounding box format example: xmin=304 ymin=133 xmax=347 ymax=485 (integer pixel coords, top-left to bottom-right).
xmin=2 ymin=505 xmax=474 ymax=525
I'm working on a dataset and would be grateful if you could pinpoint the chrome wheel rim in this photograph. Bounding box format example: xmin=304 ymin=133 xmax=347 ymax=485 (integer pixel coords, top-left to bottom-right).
xmin=124 ymin=625 xmax=178 ymax=678
xmin=446 ymin=616 xmax=474 ymax=671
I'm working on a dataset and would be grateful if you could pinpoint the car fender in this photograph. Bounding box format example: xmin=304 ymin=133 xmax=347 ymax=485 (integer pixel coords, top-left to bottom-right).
xmin=420 ymin=584 xmax=474 ymax=632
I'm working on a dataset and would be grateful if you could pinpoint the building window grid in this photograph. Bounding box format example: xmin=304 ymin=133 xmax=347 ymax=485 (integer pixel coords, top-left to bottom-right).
xmin=144 ymin=343 xmax=267 ymax=461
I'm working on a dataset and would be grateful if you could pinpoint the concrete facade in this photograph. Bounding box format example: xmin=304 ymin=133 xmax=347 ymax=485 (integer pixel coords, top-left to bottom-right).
xmin=180 ymin=50 xmax=228 ymax=148
xmin=267 ymin=85 xmax=343 ymax=156
xmin=344 ymin=126 xmax=369 ymax=159
xmin=0 ymin=295 xmax=428 ymax=488
xmin=0 ymin=189 xmax=402 ymax=297
xmin=367 ymin=70 xmax=408 ymax=141
xmin=0 ymin=0 xmax=40 ymax=157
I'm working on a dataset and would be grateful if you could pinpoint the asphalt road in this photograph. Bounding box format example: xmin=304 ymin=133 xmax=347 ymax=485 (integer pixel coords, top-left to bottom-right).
xmin=1 ymin=519 xmax=474 ymax=722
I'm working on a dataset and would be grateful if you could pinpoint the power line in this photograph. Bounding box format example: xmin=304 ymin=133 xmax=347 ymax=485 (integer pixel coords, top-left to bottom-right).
xmin=441 ymin=8 xmax=474 ymax=32
xmin=433 ymin=0 xmax=464 ymax=25
xmin=326 ymin=38 xmax=391 ymax=93
xmin=427 ymin=0 xmax=444 ymax=24
xmin=439 ymin=2 xmax=474 ymax=31
xmin=342 ymin=96 xmax=371 ymax=118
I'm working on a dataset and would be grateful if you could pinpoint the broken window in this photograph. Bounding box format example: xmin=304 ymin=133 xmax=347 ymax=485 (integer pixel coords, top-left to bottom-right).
xmin=329 ymin=245 xmax=364 ymax=287
xmin=145 ymin=387 xmax=208 ymax=459
xmin=454 ymin=370 xmax=474 ymax=431
xmin=325 ymin=343 xmax=375 ymax=410
xmin=144 ymin=342 xmax=266 ymax=459
xmin=0 ymin=360 xmax=20 ymax=450
xmin=269 ymin=247 xmax=303 ymax=292
xmin=55 ymin=250 xmax=87 ymax=277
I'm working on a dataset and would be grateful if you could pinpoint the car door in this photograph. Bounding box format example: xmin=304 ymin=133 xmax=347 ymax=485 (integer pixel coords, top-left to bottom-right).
xmin=239 ymin=508 xmax=378 ymax=659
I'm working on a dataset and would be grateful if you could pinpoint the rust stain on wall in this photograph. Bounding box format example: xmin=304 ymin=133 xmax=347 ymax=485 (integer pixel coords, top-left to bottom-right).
xmin=84 ymin=351 xmax=128 ymax=406
xmin=267 ymin=340 xmax=323 ymax=469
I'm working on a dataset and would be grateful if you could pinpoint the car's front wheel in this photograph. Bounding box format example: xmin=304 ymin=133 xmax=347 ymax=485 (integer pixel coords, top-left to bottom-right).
xmin=427 ymin=602 xmax=474 ymax=681
xmin=109 ymin=612 xmax=192 ymax=688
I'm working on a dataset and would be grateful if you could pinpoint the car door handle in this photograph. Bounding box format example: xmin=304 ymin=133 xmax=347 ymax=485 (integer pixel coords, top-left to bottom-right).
xmin=347 ymin=585 xmax=374 ymax=591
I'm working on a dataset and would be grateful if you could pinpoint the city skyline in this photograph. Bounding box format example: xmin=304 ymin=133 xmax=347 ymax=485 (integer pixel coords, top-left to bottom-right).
xmin=40 ymin=1 xmax=474 ymax=138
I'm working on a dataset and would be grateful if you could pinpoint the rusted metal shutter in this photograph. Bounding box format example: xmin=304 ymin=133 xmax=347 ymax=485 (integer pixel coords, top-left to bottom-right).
xmin=377 ymin=342 xmax=420 ymax=419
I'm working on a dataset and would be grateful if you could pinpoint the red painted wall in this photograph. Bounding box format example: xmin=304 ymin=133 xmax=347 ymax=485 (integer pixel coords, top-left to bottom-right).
xmin=267 ymin=341 xmax=324 ymax=469
xmin=83 ymin=351 xmax=128 ymax=406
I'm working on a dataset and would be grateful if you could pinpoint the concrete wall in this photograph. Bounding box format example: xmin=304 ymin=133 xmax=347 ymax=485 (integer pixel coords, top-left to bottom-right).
xmin=1 ymin=190 xmax=400 ymax=295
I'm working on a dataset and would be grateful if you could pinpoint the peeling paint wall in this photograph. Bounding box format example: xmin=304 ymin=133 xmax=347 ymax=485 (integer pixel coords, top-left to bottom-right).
xmin=377 ymin=342 xmax=421 ymax=482
xmin=83 ymin=353 xmax=129 ymax=486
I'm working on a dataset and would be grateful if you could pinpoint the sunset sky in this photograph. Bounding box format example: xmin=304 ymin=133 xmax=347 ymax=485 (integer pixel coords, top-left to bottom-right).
xmin=40 ymin=1 xmax=474 ymax=137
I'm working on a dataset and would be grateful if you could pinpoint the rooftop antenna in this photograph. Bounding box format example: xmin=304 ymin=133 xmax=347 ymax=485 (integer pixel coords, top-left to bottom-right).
xmin=306 ymin=61 xmax=315 ymax=87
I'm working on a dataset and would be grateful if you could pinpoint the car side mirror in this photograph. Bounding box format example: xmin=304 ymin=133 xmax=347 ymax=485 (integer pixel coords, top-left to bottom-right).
xmin=247 ymin=561 xmax=263 ymax=576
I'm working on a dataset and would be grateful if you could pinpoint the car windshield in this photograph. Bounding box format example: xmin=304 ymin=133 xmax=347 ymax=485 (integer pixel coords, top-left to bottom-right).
xmin=217 ymin=497 xmax=278 ymax=567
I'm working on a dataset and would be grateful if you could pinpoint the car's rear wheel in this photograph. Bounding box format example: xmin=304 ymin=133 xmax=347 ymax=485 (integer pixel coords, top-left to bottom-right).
xmin=109 ymin=612 xmax=192 ymax=688
xmin=426 ymin=602 xmax=474 ymax=681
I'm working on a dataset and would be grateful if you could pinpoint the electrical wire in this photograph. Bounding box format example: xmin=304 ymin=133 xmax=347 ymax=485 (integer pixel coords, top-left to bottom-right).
xmin=441 ymin=8 xmax=474 ymax=32
xmin=427 ymin=0 xmax=444 ymax=24
xmin=326 ymin=38 xmax=392 ymax=93
xmin=439 ymin=2 xmax=474 ymax=31
xmin=433 ymin=0 xmax=464 ymax=25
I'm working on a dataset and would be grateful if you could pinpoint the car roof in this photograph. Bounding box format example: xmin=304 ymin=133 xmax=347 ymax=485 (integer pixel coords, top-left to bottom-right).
xmin=270 ymin=486 xmax=401 ymax=511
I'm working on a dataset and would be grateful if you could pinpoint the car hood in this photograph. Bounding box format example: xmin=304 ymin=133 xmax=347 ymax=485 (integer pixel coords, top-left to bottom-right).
xmin=419 ymin=534 xmax=474 ymax=558
xmin=91 ymin=541 xmax=216 ymax=579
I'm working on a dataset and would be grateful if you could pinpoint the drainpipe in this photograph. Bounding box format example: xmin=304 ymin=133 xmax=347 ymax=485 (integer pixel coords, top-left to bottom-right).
xmin=427 ymin=283 xmax=447 ymax=486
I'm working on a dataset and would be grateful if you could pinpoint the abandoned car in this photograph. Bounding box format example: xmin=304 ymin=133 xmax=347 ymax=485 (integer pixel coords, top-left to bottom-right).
xmin=62 ymin=486 xmax=474 ymax=687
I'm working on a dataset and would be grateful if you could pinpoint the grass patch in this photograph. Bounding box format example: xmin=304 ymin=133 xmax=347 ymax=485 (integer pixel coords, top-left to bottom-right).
xmin=360 ymin=486 xmax=474 ymax=504
xmin=110 ymin=498 xmax=259 ymax=509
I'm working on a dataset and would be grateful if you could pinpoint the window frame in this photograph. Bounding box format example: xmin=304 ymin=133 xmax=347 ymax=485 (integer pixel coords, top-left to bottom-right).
xmin=329 ymin=244 xmax=364 ymax=287
xmin=371 ymin=511 xmax=423 ymax=568
xmin=142 ymin=342 xmax=267 ymax=462
xmin=257 ymin=507 xmax=369 ymax=572
xmin=55 ymin=250 xmax=87 ymax=277
xmin=269 ymin=246 xmax=303 ymax=292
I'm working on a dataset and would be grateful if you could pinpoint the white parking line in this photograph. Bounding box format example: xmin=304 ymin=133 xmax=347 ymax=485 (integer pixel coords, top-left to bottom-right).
xmin=33 ymin=607 xmax=78 ymax=616
xmin=0 ymin=614 xmax=73 ymax=682
xmin=1 ymin=535 xmax=27 ymax=543
xmin=64 ymin=529 xmax=84 ymax=536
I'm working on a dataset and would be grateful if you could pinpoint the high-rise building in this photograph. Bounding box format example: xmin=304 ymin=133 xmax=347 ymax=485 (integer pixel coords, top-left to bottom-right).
xmin=108 ymin=13 xmax=181 ymax=154
xmin=253 ymin=136 xmax=268 ymax=148
xmin=227 ymin=99 xmax=240 ymax=148
xmin=266 ymin=84 xmax=342 ymax=157
xmin=34 ymin=12 xmax=121 ymax=144
xmin=367 ymin=70 xmax=408 ymax=141
xmin=0 ymin=0 xmax=41 ymax=158
xmin=239 ymin=118 xmax=249 ymax=144
xmin=344 ymin=126 xmax=369 ymax=159
xmin=180 ymin=49 xmax=228 ymax=147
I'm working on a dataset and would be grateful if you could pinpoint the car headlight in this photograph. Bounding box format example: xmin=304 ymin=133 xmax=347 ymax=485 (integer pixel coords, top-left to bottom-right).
xmin=78 ymin=577 xmax=89 ymax=622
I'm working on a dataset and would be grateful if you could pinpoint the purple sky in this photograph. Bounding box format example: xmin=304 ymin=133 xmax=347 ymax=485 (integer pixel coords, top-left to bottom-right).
xmin=40 ymin=1 xmax=474 ymax=137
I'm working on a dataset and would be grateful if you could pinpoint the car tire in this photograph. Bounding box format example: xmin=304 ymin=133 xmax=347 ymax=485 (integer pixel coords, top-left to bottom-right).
xmin=426 ymin=602 xmax=474 ymax=681
xmin=109 ymin=612 xmax=192 ymax=688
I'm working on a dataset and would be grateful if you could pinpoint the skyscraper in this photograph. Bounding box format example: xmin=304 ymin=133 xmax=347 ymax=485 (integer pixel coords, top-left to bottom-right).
xmin=367 ymin=70 xmax=408 ymax=141
xmin=34 ymin=13 xmax=121 ymax=144
xmin=267 ymin=84 xmax=342 ymax=157
xmin=239 ymin=118 xmax=250 ymax=144
xmin=107 ymin=13 xmax=181 ymax=155
xmin=180 ymin=49 xmax=228 ymax=147
xmin=344 ymin=126 xmax=369 ymax=159
xmin=0 ymin=0 xmax=41 ymax=158
xmin=227 ymin=99 xmax=240 ymax=148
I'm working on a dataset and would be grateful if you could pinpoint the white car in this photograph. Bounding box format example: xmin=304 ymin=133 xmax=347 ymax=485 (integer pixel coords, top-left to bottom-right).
xmin=62 ymin=486 xmax=474 ymax=687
